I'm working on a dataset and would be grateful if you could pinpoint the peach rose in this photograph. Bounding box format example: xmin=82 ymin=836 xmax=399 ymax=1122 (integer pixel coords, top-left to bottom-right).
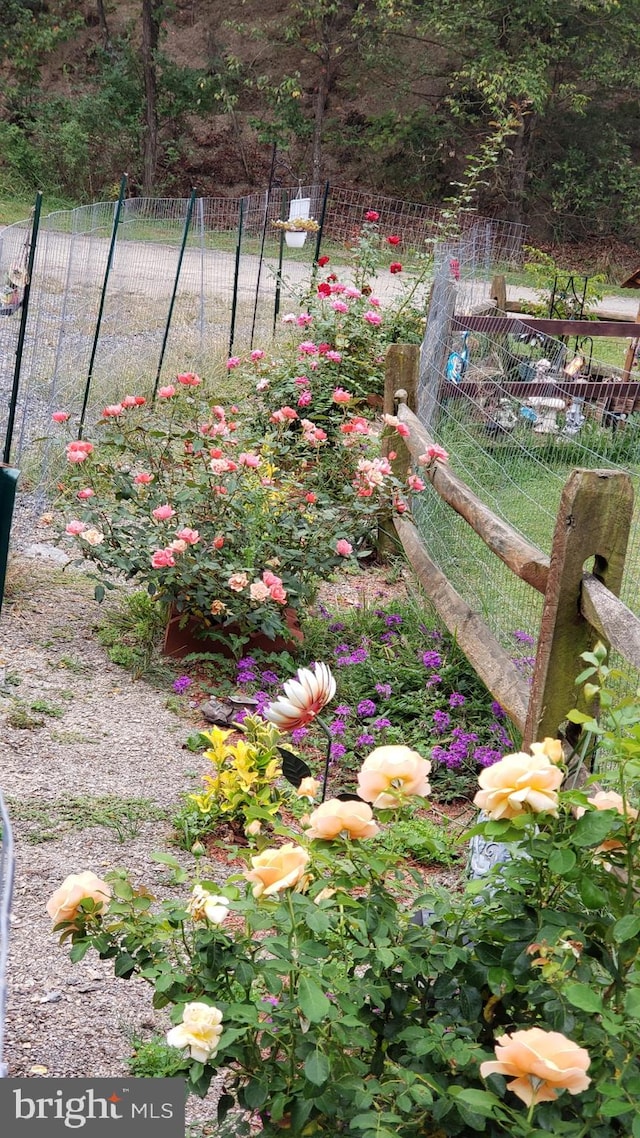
xmin=530 ymin=737 xmax=564 ymax=765
xmin=244 ymin=843 xmax=310 ymax=898
xmin=357 ymin=745 xmax=432 ymax=809
xmin=480 ymin=1027 xmax=591 ymax=1106
xmin=576 ymin=790 xmax=638 ymax=820
xmin=46 ymin=871 xmax=111 ymax=928
xmin=473 ymin=751 xmax=564 ymax=820
xmin=296 ymin=777 xmax=321 ymax=801
xmin=305 ymin=798 xmax=379 ymax=841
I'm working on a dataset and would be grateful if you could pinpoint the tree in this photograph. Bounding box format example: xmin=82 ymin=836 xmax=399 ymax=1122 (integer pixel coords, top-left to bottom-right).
xmin=141 ymin=0 xmax=162 ymax=195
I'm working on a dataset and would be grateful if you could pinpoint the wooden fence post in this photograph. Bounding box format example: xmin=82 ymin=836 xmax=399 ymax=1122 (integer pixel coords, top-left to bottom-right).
xmin=378 ymin=344 xmax=419 ymax=559
xmin=419 ymin=276 xmax=456 ymax=432
xmin=523 ymin=468 xmax=634 ymax=748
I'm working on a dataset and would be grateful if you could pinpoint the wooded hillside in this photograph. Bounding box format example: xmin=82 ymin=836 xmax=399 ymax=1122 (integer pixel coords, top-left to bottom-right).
xmin=1 ymin=0 xmax=639 ymax=249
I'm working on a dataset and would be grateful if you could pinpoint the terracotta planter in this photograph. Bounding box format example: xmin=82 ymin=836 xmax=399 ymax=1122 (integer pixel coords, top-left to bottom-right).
xmin=163 ymin=606 xmax=304 ymax=659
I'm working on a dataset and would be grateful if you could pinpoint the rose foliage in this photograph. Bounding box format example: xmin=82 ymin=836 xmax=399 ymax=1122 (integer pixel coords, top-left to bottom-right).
xmin=49 ymin=654 xmax=640 ymax=1137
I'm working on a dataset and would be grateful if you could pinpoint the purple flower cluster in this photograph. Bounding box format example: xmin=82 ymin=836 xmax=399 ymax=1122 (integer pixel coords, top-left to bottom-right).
xmin=375 ymin=683 xmax=392 ymax=698
xmin=330 ymin=742 xmax=346 ymax=759
xmin=432 ymin=709 xmax=450 ymax=735
xmin=385 ymin=614 xmax=403 ymax=627
xmin=490 ymin=700 xmax=505 ymax=720
xmin=422 ymin=650 xmax=442 ymax=669
xmin=329 ymin=719 xmax=346 ymax=737
xmin=334 ymin=704 xmax=352 ymax=718
xmin=291 ymin=726 xmax=309 ymax=744
xmin=373 ymin=717 xmax=391 ymax=730
xmin=334 ymin=644 xmax=369 ymax=667
xmin=356 ymin=733 xmax=375 ymax=748
xmin=431 ymin=727 xmax=478 ymax=769
xmin=172 ymin=675 xmax=192 ymax=694
xmin=513 ymin=629 xmax=535 ymax=645
xmin=449 ymin=691 xmax=466 ymax=708
xmin=261 ymin=669 xmax=280 ymax=686
xmin=253 ymin=691 xmax=272 ymax=715
xmin=357 ymin=699 xmax=377 ymax=718
xmin=237 ymin=655 xmax=258 ymax=684
xmin=473 ymin=745 xmax=503 ymax=768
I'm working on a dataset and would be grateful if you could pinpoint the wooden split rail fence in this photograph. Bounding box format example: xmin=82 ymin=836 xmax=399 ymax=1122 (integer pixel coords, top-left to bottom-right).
xmin=382 ymin=344 xmax=640 ymax=748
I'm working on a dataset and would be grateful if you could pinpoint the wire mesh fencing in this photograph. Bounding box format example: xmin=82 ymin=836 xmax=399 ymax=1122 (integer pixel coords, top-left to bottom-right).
xmin=0 ymin=789 xmax=14 ymax=1077
xmin=0 ymin=184 xmax=526 ymax=537
xmin=414 ymin=252 xmax=640 ymax=694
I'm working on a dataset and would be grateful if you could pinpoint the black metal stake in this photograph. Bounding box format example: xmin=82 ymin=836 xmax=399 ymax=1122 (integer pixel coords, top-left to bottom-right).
xmin=250 ymin=142 xmax=277 ymax=349
xmin=152 ymin=187 xmax=197 ymax=400
xmin=3 ymin=191 xmax=42 ymax=465
xmin=78 ymin=172 xmax=128 ymax=437
xmin=313 ymin=180 xmax=331 ymax=266
xmin=228 ymin=198 xmax=245 ymax=357
xmin=273 ymin=189 xmax=288 ymax=335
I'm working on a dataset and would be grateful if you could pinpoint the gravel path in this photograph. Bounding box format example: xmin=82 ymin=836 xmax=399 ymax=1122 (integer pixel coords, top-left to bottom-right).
xmin=0 ymin=549 xmax=224 ymax=1125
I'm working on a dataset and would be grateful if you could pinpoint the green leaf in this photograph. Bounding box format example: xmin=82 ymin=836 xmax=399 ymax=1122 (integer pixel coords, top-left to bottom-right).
xmin=624 ymin=987 xmax=640 ymax=1018
xmin=613 ymin=915 xmax=640 ymax=943
xmin=114 ymin=952 xmax=137 ymax=978
xmin=298 ymin=975 xmax=331 ymax=1022
xmin=94 ymin=584 xmax=106 ymax=603
xmin=69 ymin=940 xmax=90 ymax=963
xmin=572 ymin=810 xmax=618 ymax=847
xmin=548 ymin=848 xmax=576 ymax=875
xmin=579 ymin=876 xmax=608 ymax=909
xmin=564 ymin=982 xmax=603 ymax=1013
xmin=304 ymin=1050 xmax=330 ymax=1086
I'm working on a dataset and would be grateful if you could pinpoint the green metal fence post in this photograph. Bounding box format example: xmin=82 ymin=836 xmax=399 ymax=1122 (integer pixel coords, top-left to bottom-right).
xmin=313 ymin=181 xmax=330 ymax=265
xmin=78 ymin=173 xmax=128 ymax=437
xmin=3 ymin=191 xmax=43 ymax=466
xmin=152 ymin=187 xmax=197 ymax=400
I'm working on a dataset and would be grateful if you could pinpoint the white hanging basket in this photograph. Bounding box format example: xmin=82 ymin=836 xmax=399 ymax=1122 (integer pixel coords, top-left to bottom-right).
xmin=285 ymin=230 xmax=307 ymax=248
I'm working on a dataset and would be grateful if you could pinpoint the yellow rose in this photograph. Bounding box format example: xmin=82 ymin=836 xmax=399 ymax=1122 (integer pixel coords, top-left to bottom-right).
xmin=473 ymin=751 xmax=564 ymax=820
xmin=244 ymin=843 xmax=310 ymax=898
xmin=357 ymin=745 xmax=432 ymax=809
xmin=46 ymin=870 xmax=111 ymax=929
xmin=480 ymin=1027 xmax=591 ymax=1106
xmin=166 ymin=1002 xmax=223 ymax=1063
xmin=305 ymin=798 xmax=379 ymax=841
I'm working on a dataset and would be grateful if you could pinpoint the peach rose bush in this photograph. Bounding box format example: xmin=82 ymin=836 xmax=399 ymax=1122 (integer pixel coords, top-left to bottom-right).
xmin=47 ymin=652 xmax=640 ymax=1137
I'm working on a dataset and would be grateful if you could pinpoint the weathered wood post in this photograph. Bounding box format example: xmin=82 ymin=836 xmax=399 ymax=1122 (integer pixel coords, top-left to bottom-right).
xmin=377 ymin=344 xmax=419 ymax=559
xmin=524 ymin=468 xmax=634 ymax=748
xmin=419 ymin=276 xmax=456 ymax=432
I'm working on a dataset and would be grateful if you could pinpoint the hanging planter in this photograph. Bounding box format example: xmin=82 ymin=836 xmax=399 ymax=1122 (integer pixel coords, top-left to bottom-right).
xmin=284 ymin=230 xmax=307 ymax=248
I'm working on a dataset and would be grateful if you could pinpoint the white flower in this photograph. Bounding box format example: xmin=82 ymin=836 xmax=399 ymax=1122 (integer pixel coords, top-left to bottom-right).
xmin=264 ymin=663 xmax=336 ymax=731
xmin=79 ymin=528 xmax=105 ymax=546
xmin=187 ymin=885 xmax=229 ymax=925
xmin=166 ymin=1002 xmax=223 ymax=1063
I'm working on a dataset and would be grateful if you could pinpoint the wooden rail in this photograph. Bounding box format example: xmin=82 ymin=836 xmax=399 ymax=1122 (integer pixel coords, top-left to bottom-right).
xmin=453 ymin=315 xmax=640 ymax=339
xmin=386 ymin=366 xmax=639 ymax=746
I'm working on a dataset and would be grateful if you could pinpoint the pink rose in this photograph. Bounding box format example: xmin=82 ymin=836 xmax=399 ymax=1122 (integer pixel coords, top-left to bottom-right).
xmin=332 ymin=300 xmax=349 ymax=314
xmin=250 ymin=580 xmax=271 ymax=602
xmin=262 ymin=570 xmax=281 ymax=588
xmin=158 ymin=385 xmax=176 ymax=398
xmin=76 ymin=488 xmax=94 ymax=500
xmin=65 ymin=520 xmax=86 ymax=535
xmin=250 ymin=349 xmax=265 ymax=362
xmin=177 ymin=372 xmax=201 ymax=386
xmin=297 ymin=313 xmax=313 ymax=326
xmin=324 ymin=350 xmax=342 ymax=363
xmin=332 ymin=388 xmax=353 ymax=404
xmin=298 ymin=341 xmax=318 ymax=355
xmin=256 ymin=378 xmax=270 ymax=392
xmin=65 ymin=441 xmax=93 ymax=463
xmin=344 ymin=287 xmax=361 ymax=299
xmin=102 ymin=404 xmax=124 ymax=417
xmin=364 ymin=310 xmax=382 ymax=326
xmin=226 ymin=356 xmax=241 ymax=369
xmin=418 ymin=444 xmax=449 ymax=465
xmin=228 ymin=572 xmax=249 ymax=592
xmin=134 ymin=472 xmax=153 ymax=484
xmin=52 ymin=411 xmax=70 ymax=423
xmin=298 ymin=391 xmax=312 ymax=407
xmin=152 ymin=504 xmax=175 ymax=521
xmin=365 ymin=210 xmax=380 ymax=222
xmin=335 ymin=539 xmax=353 ymax=557
xmin=269 ymin=583 xmax=287 ymax=604
xmin=168 ymin=539 xmax=188 ymax=554
xmin=121 ymin=395 xmax=137 ymax=408
xmin=238 ymin=452 xmax=261 ymax=468
xmin=175 ymin=527 xmax=200 ymax=545
xmin=406 ymin=474 xmax=425 ymax=492
xmin=151 ymin=548 xmax=176 ymax=568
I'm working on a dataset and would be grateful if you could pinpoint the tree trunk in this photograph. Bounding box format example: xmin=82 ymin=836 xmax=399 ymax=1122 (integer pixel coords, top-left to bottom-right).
xmin=96 ymin=0 xmax=110 ymax=48
xmin=506 ymin=108 xmax=538 ymax=226
xmin=141 ymin=0 xmax=161 ymax=196
xmin=311 ymin=59 xmax=331 ymax=184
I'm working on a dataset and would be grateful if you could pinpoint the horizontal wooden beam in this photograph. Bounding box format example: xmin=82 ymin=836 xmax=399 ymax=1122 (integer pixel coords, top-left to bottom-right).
xmin=580 ymin=573 xmax=640 ymax=670
xmin=452 ymin=379 xmax=639 ymax=402
xmin=394 ymin=515 xmax=529 ymax=730
xmin=453 ymin=316 xmax=640 ymax=338
xmin=396 ymin=401 xmax=550 ymax=592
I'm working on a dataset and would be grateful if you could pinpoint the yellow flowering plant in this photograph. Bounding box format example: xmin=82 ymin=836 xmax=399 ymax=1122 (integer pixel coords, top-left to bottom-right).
xmin=48 ymin=662 xmax=640 ymax=1138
